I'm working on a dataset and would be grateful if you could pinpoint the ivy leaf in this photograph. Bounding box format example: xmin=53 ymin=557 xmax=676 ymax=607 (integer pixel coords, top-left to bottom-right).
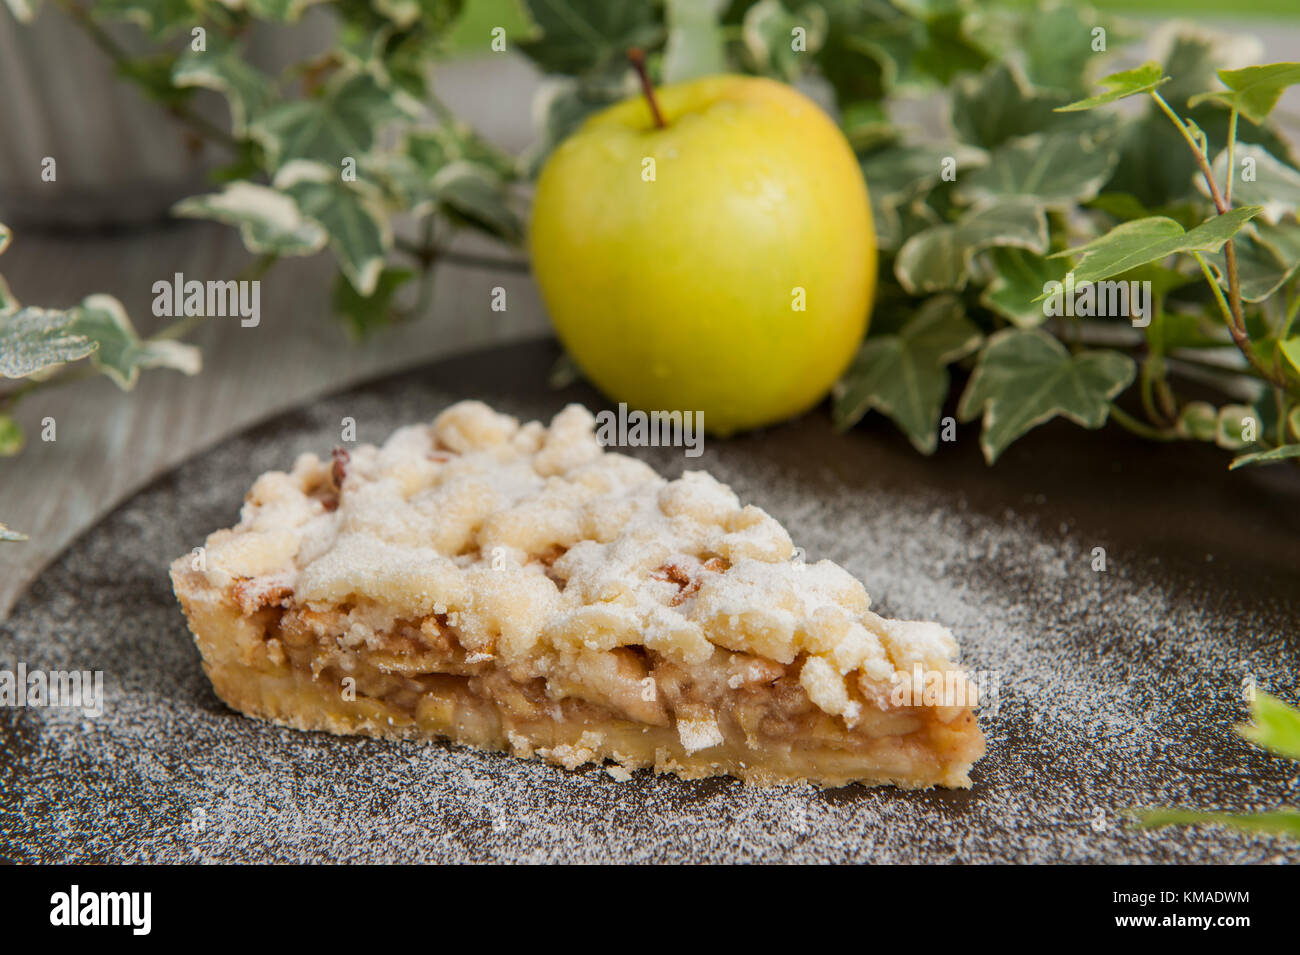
xmin=524 ymin=76 xmax=628 ymax=175
xmin=332 ymin=267 xmax=414 ymax=339
xmin=1208 ymin=144 xmax=1300 ymax=224
xmin=70 ymin=295 xmax=201 ymax=390
xmin=832 ymin=296 xmax=983 ymax=453
xmin=407 ymin=122 xmax=519 ymax=182
xmin=1188 ymin=62 xmax=1300 ymax=126
xmin=956 ymin=130 xmax=1118 ymax=208
xmin=1239 ymin=692 xmax=1300 ymax=759
xmin=1133 ymin=808 xmax=1300 ymax=839
xmin=173 ymin=181 xmax=328 ymax=256
xmin=93 ymin=0 xmax=197 ymax=39
xmin=1056 ymin=61 xmax=1169 ymax=112
xmin=859 ymin=142 xmax=985 ymax=250
xmin=517 ymin=0 xmax=663 ymax=75
xmin=896 ymin=199 xmax=1047 ymax=295
xmin=0 ymin=414 xmax=23 ymax=456
xmin=957 ymin=329 xmax=1136 ymax=464
xmin=0 ymin=307 xmax=97 ymax=378
xmin=0 ymin=221 xmax=10 ymax=255
xmin=0 ymin=275 xmax=16 ymax=314
xmin=245 ymin=0 xmax=325 ymax=21
xmin=1229 ymin=444 xmax=1300 ymax=470
xmin=1204 ymin=231 xmax=1295 ymax=304
xmin=741 ymin=0 xmax=826 ymax=82
xmin=1048 ymin=207 xmax=1262 ymax=289
xmin=171 ymin=40 xmax=271 ymax=138
xmin=252 ymin=72 xmax=414 ymax=170
xmin=981 ymin=247 xmax=1066 ymax=329
xmin=276 ymin=161 xmax=390 ymax=295
xmin=431 ymin=160 xmax=523 ymax=245
xmin=951 ymin=63 xmax=1077 ymax=150
xmin=1280 ymin=337 xmax=1300 ymax=378
xmin=662 ymin=0 xmax=727 ymax=83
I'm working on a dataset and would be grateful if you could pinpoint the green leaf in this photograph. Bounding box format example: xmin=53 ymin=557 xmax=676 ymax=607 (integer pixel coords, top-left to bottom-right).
xmin=981 ymin=247 xmax=1066 ymax=329
xmin=0 ymin=307 xmax=97 ymax=378
xmin=0 ymin=414 xmax=23 ymax=456
xmin=0 ymin=222 xmax=10 ymax=255
xmin=1204 ymin=231 xmax=1294 ymax=304
xmin=0 ymin=275 xmax=16 ymax=314
xmin=173 ymin=182 xmax=328 ymax=256
xmin=430 ymin=160 xmax=523 ymax=245
xmin=517 ymin=0 xmax=663 ymax=75
xmin=276 ymin=162 xmax=390 ymax=295
xmin=1188 ymin=62 xmax=1300 ymax=126
xmin=1215 ymin=404 xmax=1257 ymax=451
xmin=1049 ymin=208 xmax=1263 ymax=289
xmin=245 ymin=0 xmax=324 ymax=21
xmin=957 ymin=329 xmax=1136 ymax=464
xmin=407 ymin=122 xmax=518 ymax=182
xmin=1239 ymin=692 xmax=1300 ymax=759
xmin=832 ymin=296 xmax=983 ymax=453
xmin=524 ymin=76 xmax=628 ymax=175
xmin=741 ymin=0 xmax=826 ymax=82
xmin=1229 ymin=444 xmax=1300 ymax=470
xmin=662 ymin=0 xmax=727 ymax=83
xmin=1281 ymin=337 xmax=1300 ymax=377
xmin=332 ymin=267 xmax=415 ymax=339
xmin=1176 ymin=401 xmax=1218 ymax=442
xmin=172 ymin=39 xmax=271 ymax=138
xmin=1056 ymin=61 xmax=1168 ymax=112
xmin=895 ymin=199 xmax=1047 ymax=295
xmin=0 ymin=521 xmax=27 ymax=542
xmin=951 ymin=64 xmax=1077 ymax=150
xmin=251 ymin=72 xmax=414 ymax=170
xmin=956 ymin=130 xmax=1118 ymax=208
xmin=1133 ymin=808 xmax=1300 ymax=839
xmin=70 ymin=295 xmax=201 ymax=390
xmin=1210 ymin=144 xmax=1300 ymax=225
xmin=93 ymin=0 xmax=196 ymax=39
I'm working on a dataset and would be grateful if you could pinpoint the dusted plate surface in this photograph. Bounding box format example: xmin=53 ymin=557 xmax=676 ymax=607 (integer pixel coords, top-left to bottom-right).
xmin=3 ymin=339 xmax=1299 ymax=863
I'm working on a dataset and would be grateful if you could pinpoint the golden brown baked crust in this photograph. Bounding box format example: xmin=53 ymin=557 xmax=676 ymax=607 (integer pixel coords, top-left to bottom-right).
xmin=171 ymin=401 xmax=985 ymax=788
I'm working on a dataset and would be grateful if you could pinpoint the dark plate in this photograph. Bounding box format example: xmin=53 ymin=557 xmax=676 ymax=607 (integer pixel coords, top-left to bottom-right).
xmin=3 ymin=339 xmax=1299 ymax=863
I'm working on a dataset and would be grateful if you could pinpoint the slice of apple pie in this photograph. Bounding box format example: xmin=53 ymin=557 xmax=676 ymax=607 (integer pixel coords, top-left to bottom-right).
xmin=171 ymin=401 xmax=985 ymax=788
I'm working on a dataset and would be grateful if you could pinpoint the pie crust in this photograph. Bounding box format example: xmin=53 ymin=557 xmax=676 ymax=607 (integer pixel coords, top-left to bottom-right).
xmin=171 ymin=401 xmax=985 ymax=788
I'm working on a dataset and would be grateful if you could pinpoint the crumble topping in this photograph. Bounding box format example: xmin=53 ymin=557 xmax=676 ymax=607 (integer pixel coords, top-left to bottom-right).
xmin=198 ymin=401 xmax=965 ymax=722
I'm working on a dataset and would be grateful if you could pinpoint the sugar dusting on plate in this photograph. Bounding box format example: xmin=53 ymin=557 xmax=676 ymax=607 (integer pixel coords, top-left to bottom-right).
xmin=2 ymin=374 xmax=1297 ymax=863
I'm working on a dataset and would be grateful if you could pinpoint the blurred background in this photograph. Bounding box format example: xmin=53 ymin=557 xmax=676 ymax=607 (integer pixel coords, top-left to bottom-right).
xmin=2 ymin=0 xmax=1300 ymax=616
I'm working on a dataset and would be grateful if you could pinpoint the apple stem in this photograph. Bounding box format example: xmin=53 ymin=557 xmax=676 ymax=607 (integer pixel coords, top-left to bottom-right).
xmin=627 ymin=48 xmax=666 ymax=130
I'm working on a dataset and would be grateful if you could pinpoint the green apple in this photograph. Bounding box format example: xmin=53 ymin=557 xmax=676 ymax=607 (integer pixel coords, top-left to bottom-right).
xmin=529 ymin=73 xmax=876 ymax=435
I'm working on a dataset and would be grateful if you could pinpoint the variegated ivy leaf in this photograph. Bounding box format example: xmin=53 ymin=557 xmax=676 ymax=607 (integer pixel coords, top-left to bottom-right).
xmin=332 ymin=267 xmax=414 ymax=340
xmin=0 ymin=520 xmax=27 ymax=542
xmin=517 ymin=0 xmax=663 ymax=76
xmin=1229 ymin=444 xmax=1300 ymax=471
xmin=69 ymin=295 xmax=201 ymax=390
xmin=951 ymin=63 xmax=1080 ymax=150
xmin=173 ymin=181 xmax=328 ymax=256
xmin=832 ymin=296 xmax=983 ymax=453
xmin=244 ymin=0 xmax=325 ymax=21
xmin=431 ymin=160 xmax=524 ymax=245
xmin=1056 ymin=61 xmax=1169 ymax=112
xmin=0 ymin=222 xmax=10 ymax=255
xmin=94 ymin=0 xmax=199 ymax=38
xmin=408 ymin=122 xmax=519 ymax=182
xmin=980 ymin=247 xmax=1066 ymax=329
xmin=0 ymin=307 xmax=97 ymax=379
xmin=373 ymin=0 xmax=462 ymax=31
xmin=1188 ymin=62 xmax=1300 ymax=126
xmin=252 ymin=72 xmax=416 ymax=170
xmin=1207 ymin=144 xmax=1300 ymax=225
xmin=663 ymin=0 xmax=727 ymax=84
xmin=957 ymin=329 xmax=1136 ymax=464
xmin=275 ymin=161 xmax=390 ymax=295
xmin=2 ymin=0 xmax=40 ymax=22
xmin=0 ymin=275 xmax=17 ymax=314
xmin=0 ymin=415 xmax=23 ymax=456
xmin=955 ymin=130 xmax=1118 ymax=209
xmin=742 ymin=0 xmax=827 ymax=82
xmin=859 ymin=142 xmax=986 ymax=250
xmin=172 ymin=40 xmax=272 ymax=138
xmin=1281 ymin=337 xmax=1300 ymax=377
xmin=1204 ymin=230 xmax=1295 ymax=304
xmin=524 ymin=76 xmax=630 ymax=175
xmin=1047 ymin=207 xmax=1262 ymax=290
xmin=895 ymin=198 xmax=1048 ymax=295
